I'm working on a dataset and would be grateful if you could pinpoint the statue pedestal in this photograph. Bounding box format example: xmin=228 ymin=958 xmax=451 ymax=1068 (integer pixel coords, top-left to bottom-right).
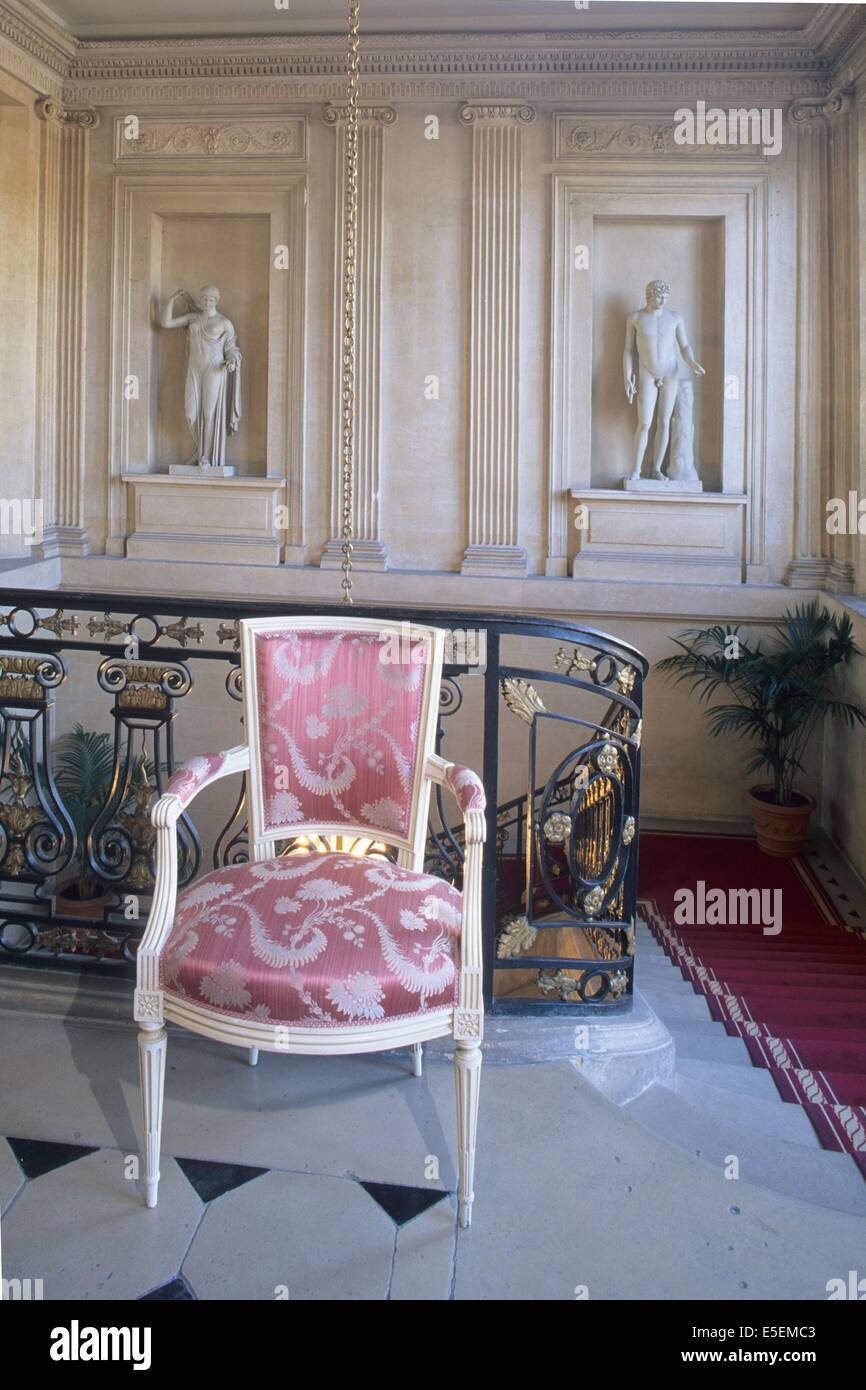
xmin=169 ymin=463 xmax=235 ymax=478
xmin=623 ymin=476 xmax=703 ymax=493
xmin=122 ymin=473 xmax=287 ymax=565
xmin=569 ymin=486 xmax=747 ymax=584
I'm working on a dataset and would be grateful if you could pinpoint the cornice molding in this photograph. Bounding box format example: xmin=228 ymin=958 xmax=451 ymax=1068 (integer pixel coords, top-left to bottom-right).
xmin=1 ymin=2 xmax=858 ymax=100
xmin=809 ymin=3 xmax=866 ymax=71
xmin=0 ymin=0 xmax=75 ymax=70
xmin=59 ymin=75 xmax=829 ymax=109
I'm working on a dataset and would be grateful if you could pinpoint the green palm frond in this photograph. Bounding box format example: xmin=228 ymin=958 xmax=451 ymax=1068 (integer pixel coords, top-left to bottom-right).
xmin=654 ymin=604 xmax=865 ymax=806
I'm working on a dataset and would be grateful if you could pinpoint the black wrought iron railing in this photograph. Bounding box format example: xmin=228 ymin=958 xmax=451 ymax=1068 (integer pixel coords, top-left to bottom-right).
xmin=0 ymin=588 xmax=646 ymax=1014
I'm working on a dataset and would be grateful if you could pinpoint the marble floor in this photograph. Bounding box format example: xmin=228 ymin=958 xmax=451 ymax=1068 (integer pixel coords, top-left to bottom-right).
xmin=2 ymin=1001 xmax=866 ymax=1301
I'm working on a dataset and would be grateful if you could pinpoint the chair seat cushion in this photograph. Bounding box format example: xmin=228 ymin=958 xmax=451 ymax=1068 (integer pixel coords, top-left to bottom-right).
xmin=161 ymin=853 xmax=462 ymax=1028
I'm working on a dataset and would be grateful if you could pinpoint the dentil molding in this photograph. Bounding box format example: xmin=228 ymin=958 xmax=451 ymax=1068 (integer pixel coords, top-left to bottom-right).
xmin=3 ymin=0 xmax=866 ymax=97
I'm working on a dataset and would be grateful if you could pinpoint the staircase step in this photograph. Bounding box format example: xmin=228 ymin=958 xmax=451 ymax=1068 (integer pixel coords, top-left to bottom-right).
xmin=676 ymin=1056 xmax=781 ymax=1099
xmin=672 ymin=1073 xmax=822 ymax=1148
xmin=665 ymin=1020 xmax=762 ymax=1067
xmin=636 ymin=986 xmax=712 ymax=1022
xmin=624 ymin=1084 xmax=866 ymax=1215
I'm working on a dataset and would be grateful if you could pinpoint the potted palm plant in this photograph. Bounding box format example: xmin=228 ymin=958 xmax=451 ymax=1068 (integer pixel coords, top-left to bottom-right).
xmin=655 ymin=602 xmax=866 ymax=857
xmin=53 ymin=723 xmax=115 ymax=916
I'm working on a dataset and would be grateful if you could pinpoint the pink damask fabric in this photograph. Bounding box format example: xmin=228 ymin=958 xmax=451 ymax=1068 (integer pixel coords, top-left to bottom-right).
xmin=165 ymin=752 xmax=230 ymax=810
xmin=161 ymin=852 xmax=462 ymax=1026
xmin=253 ymin=629 xmax=430 ymax=838
xmin=444 ymin=763 xmax=486 ymax=814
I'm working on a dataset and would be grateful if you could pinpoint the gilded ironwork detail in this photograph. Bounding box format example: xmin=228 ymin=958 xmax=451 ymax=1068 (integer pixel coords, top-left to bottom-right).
xmin=554 ymin=645 xmax=594 ymax=677
xmin=88 ymin=614 xmax=131 ymax=642
xmin=160 ymin=618 xmax=205 ymax=646
xmin=501 ymin=677 xmax=546 ymax=726
xmin=596 ymin=743 xmax=620 ymax=776
xmin=496 ymin=915 xmax=538 ymax=959
xmin=583 ymin=885 xmax=605 ymax=916
xmin=40 ymin=610 xmax=80 ymax=639
xmin=622 ymin=815 xmax=636 ymax=845
xmin=537 ymin=969 xmax=579 ymax=1000
xmin=543 ymin=810 xmax=571 ymax=844
xmin=114 ymin=753 xmax=157 ymax=890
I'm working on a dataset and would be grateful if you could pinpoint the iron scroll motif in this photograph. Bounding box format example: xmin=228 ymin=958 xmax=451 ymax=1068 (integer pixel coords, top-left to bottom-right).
xmin=0 ymin=653 xmax=75 ymax=885
xmin=87 ymin=658 xmax=200 ymax=892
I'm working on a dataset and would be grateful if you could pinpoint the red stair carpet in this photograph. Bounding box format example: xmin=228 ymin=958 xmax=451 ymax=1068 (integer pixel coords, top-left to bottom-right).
xmin=638 ymin=831 xmax=866 ymax=1179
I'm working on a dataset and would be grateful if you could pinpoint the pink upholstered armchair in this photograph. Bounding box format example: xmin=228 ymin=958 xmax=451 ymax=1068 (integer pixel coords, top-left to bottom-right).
xmin=135 ymin=617 xmax=485 ymax=1226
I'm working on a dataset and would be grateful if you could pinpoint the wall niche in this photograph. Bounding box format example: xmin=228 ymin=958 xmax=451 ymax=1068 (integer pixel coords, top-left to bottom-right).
xmin=590 ymin=215 xmax=724 ymax=492
xmin=153 ymin=212 xmax=271 ymax=474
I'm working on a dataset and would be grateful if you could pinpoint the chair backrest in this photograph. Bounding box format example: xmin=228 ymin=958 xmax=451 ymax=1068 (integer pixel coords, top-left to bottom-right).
xmin=240 ymin=616 xmax=445 ymax=865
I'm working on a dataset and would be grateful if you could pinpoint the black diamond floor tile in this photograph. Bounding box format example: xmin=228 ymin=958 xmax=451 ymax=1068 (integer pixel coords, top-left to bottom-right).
xmin=7 ymin=1137 xmax=100 ymax=1181
xmin=360 ymin=1180 xmax=449 ymax=1225
xmin=176 ymin=1156 xmax=269 ymax=1203
xmin=140 ymin=1276 xmax=196 ymax=1301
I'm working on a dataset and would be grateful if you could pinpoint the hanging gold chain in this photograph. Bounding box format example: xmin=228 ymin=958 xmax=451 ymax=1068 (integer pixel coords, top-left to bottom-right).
xmin=340 ymin=0 xmax=360 ymax=606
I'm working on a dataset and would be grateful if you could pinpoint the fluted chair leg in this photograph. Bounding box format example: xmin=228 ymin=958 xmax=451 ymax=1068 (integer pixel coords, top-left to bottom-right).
xmin=138 ymin=1024 xmax=167 ymax=1209
xmin=410 ymin=1042 xmax=423 ymax=1077
xmin=454 ymin=1039 xmax=481 ymax=1229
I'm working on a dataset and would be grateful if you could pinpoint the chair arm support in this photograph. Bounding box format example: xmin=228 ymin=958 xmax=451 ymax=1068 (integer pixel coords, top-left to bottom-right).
xmin=425 ymin=755 xmax=485 ymax=1008
xmin=135 ymin=744 xmax=249 ymax=1021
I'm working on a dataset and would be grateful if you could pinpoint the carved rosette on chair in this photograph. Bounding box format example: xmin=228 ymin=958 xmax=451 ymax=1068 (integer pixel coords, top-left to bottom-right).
xmin=135 ymin=618 xmax=486 ymax=1226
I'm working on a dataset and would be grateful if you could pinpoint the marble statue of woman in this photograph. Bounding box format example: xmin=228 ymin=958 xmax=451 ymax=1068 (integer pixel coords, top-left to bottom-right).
xmin=160 ymin=285 xmax=242 ymax=469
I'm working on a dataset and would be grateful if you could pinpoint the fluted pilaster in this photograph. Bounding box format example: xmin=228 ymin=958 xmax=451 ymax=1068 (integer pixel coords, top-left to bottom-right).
xmin=321 ymin=105 xmax=395 ymax=572
xmin=34 ymin=98 xmax=98 ymax=558
xmin=786 ymin=90 xmax=853 ymax=590
xmin=460 ymin=103 xmax=534 ymax=578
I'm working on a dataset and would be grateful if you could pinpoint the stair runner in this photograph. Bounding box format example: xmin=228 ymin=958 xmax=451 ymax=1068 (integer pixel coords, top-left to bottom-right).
xmin=638 ymin=832 xmax=866 ymax=1179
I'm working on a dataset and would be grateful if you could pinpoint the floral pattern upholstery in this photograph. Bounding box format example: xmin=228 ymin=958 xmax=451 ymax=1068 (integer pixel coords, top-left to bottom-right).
xmin=253 ymin=629 xmax=431 ymax=839
xmin=165 ymin=752 xmax=230 ymax=810
xmin=161 ymin=852 xmax=462 ymax=1026
xmin=444 ymin=763 xmax=486 ymax=814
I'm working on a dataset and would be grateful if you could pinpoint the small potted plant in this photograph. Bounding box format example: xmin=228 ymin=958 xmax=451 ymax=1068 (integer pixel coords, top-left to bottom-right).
xmin=53 ymin=723 xmax=115 ymax=917
xmin=655 ymin=601 xmax=866 ymax=857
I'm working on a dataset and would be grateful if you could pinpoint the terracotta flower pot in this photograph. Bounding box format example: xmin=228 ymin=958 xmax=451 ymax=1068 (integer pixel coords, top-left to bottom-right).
xmin=746 ymin=785 xmax=816 ymax=858
xmin=55 ymin=883 xmax=112 ymax=920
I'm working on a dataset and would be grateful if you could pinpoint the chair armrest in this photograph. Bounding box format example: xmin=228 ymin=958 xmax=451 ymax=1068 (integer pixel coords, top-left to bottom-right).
xmin=134 ymin=744 xmax=250 ymax=1021
xmin=163 ymin=744 xmax=250 ymax=811
xmin=425 ymin=753 xmax=486 ymax=824
xmin=425 ymin=755 xmax=485 ymax=1032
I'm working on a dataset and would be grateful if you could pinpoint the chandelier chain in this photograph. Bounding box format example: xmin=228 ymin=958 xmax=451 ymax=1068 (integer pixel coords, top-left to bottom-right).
xmin=340 ymin=0 xmax=360 ymax=605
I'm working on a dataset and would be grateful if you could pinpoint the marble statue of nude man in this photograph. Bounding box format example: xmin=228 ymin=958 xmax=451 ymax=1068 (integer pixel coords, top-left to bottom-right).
xmin=622 ymin=280 xmax=705 ymax=481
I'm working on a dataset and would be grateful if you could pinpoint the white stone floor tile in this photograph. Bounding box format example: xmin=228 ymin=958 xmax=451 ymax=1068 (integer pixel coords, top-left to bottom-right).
xmin=1 ymin=1150 xmax=202 ymax=1301
xmin=0 ymin=1135 xmax=24 ymax=1214
xmin=182 ymin=1169 xmax=393 ymax=1300
xmin=390 ymin=1195 xmax=457 ymax=1300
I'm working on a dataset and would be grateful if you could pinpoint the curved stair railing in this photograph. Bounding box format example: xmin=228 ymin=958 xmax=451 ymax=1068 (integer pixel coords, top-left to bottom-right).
xmin=0 ymin=588 xmax=645 ymax=1014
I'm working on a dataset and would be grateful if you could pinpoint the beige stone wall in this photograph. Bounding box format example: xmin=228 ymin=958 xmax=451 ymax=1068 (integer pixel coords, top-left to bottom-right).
xmin=0 ymin=15 xmax=864 ymax=852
